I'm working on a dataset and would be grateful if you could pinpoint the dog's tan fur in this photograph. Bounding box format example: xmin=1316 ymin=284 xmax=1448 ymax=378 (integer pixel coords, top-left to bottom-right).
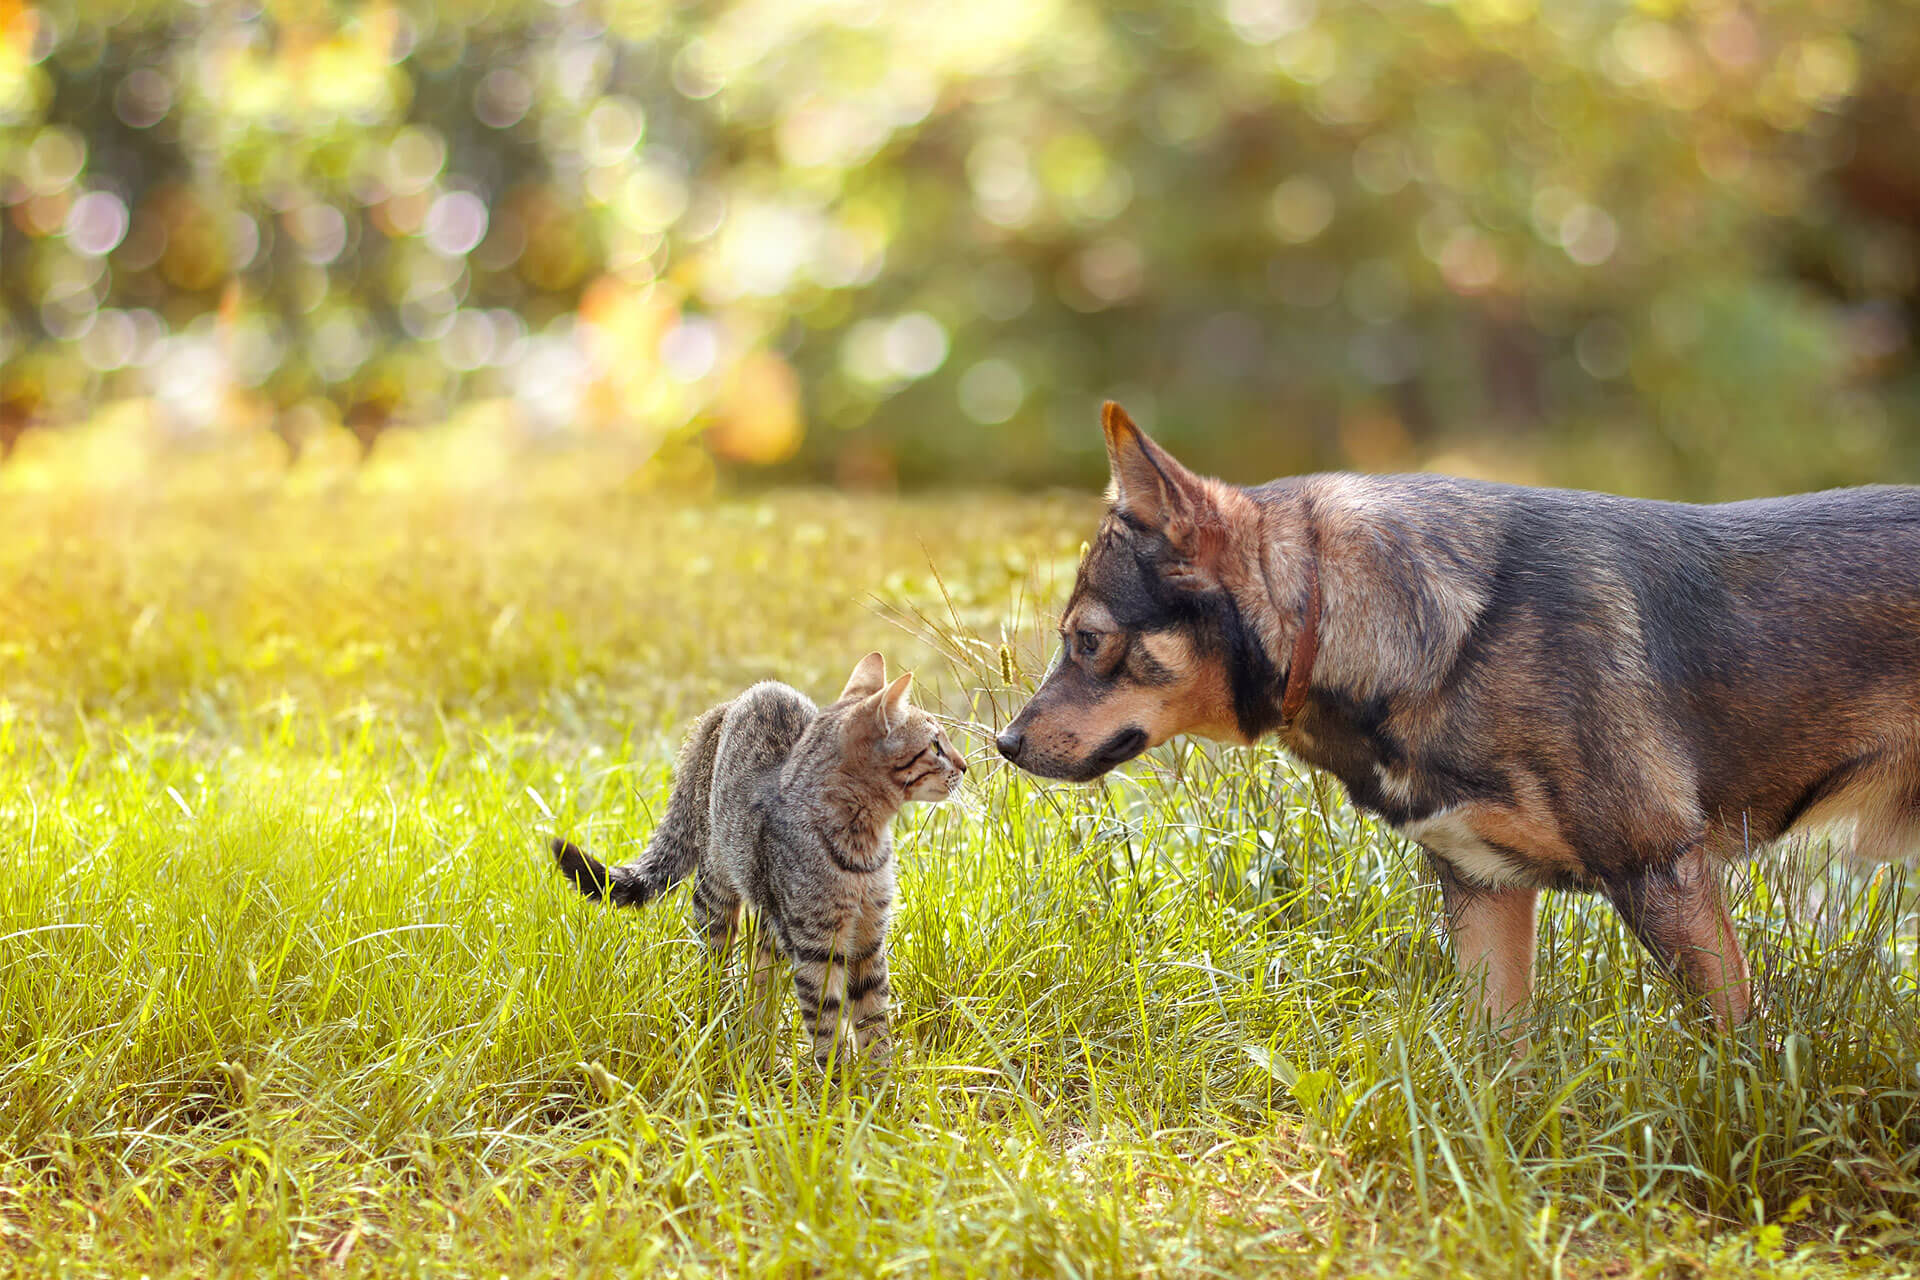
xmin=1000 ymin=402 xmax=1920 ymax=1032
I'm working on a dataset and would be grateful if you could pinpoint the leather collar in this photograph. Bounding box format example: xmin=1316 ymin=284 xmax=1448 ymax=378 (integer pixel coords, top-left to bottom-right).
xmin=1275 ymin=538 xmax=1322 ymax=729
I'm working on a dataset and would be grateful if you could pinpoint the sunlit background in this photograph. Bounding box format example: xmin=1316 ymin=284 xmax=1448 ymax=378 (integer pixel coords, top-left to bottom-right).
xmin=2 ymin=0 xmax=1917 ymax=497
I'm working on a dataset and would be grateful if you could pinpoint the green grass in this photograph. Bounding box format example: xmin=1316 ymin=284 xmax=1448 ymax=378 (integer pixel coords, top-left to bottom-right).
xmin=2 ymin=491 xmax=1918 ymax=1277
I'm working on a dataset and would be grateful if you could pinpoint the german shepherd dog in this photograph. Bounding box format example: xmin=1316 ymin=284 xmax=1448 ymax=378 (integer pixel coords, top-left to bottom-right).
xmin=997 ymin=402 xmax=1920 ymax=1032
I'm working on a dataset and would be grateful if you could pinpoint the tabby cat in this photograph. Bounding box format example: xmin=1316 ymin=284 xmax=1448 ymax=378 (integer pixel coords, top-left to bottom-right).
xmin=551 ymin=653 xmax=965 ymax=1067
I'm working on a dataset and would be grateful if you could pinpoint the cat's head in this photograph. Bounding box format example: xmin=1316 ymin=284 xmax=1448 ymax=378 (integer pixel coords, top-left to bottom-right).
xmin=836 ymin=652 xmax=966 ymax=803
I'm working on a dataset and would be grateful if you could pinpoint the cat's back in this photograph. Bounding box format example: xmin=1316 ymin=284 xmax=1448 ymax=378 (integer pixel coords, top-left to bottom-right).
xmin=711 ymin=681 xmax=816 ymax=797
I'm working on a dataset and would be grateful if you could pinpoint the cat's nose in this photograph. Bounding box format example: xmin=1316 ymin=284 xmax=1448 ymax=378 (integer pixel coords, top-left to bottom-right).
xmin=995 ymin=729 xmax=1025 ymax=764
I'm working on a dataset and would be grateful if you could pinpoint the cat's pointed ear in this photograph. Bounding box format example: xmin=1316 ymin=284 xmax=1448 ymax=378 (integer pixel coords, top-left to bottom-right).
xmin=841 ymin=652 xmax=887 ymax=701
xmin=875 ymin=671 xmax=914 ymax=734
xmin=1102 ymin=401 xmax=1206 ymax=535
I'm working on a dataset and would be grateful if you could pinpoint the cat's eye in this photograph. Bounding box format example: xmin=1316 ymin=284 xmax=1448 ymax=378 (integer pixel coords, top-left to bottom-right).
xmin=1075 ymin=629 xmax=1100 ymax=656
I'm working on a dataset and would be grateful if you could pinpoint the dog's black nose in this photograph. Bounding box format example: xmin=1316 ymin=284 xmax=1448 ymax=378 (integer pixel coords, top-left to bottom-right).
xmin=995 ymin=729 xmax=1025 ymax=763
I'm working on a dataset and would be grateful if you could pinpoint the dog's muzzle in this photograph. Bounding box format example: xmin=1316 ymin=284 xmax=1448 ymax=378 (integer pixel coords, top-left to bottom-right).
xmin=1091 ymin=727 xmax=1147 ymax=770
xmin=996 ymin=723 xmax=1146 ymax=780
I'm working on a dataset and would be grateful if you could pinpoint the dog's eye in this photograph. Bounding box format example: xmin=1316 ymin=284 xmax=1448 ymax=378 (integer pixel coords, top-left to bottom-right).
xmin=1075 ymin=630 xmax=1100 ymax=656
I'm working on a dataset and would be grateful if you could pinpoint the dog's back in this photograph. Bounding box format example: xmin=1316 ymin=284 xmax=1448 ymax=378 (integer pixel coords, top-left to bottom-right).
xmin=1629 ymin=485 xmax=1920 ymax=864
xmin=1347 ymin=477 xmax=1920 ymax=867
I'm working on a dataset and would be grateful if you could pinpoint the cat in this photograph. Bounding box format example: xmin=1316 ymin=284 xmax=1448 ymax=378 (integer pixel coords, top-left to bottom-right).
xmin=551 ymin=653 xmax=966 ymax=1067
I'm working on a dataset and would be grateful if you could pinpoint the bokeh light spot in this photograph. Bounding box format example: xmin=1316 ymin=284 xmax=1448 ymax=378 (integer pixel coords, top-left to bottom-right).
xmin=958 ymin=359 xmax=1025 ymax=424
xmin=313 ymin=310 xmax=376 ymax=382
xmin=1437 ymin=228 xmax=1501 ymax=294
xmin=114 ymin=68 xmax=173 ymax=128
xmin=25 ymin=127 xmax=86 ymax=195
xmin=777 ymin=99 xmax=888 ymax=171
xmin=670 ymin=40 xmax=724 ymax=100
xmin=1225 ymin=0 xmax=1317 ymax=45
xmin=1353 ymin=136 xmax=1410 ymax=195
xmin=842 ymin=319 xmax=893 ymax=386
xmin=1559 ymin=204 xmax=1619 ymax=266
xmin=78 ymin=309 xmax=137 ymax=370
xmin=65 ymin=191 xmax=129 ymax=256
xmin=227 ymin=212 xmax=262 ymax=272
xmin=969 ymin=137 xmax=1038 ymax=228
xmin=440 ymin=310 xmax=497 ymax=371
xmin=882 ymin=313 xmax=948 ymax=380
xmin=1075 ymin=237 xmax=1145 ymax=307
xmin=425 ymin=191 xmax=489 ymax=257
xmin=386 ymin=126 xmax=447 ymax=196
xmin=474 ymin=68 xmax=533 ymax=129
xmin=1269 ymin=176 xmax=1334 ymax=243
xmin=710 ymin=351 xmax=803 ymax=464
xmin=287 ymin=204 xmax=349 ymax=266
xmin=583 ymin=96 xmax=645 ymax=165
xmin=708 ymin=202 xmax=817 ymax=299
xmin=618 ymin=164 xmax=690 ymax=233
xmin=660 ymin=318 xmax=721 ymax=382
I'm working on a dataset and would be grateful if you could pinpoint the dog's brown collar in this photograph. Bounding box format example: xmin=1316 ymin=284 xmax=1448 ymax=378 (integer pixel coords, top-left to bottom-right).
xmin=1276 ymin=541 xmax=1322 ymax=729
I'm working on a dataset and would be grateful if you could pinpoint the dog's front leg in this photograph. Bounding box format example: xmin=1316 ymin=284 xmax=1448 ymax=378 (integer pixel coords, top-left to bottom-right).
xmin=1434 ymin=861 xmax=1539 ymax=1036
xmin=1601 ymin=843 xmax=1751 ymax=1028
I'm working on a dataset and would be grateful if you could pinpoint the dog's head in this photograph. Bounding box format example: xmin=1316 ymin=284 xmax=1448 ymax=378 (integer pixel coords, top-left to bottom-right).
xmin=996 ymin=403 xmax=1283 ymax=781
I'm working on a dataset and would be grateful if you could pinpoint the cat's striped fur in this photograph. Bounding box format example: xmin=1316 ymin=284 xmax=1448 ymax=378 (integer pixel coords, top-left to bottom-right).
xmin=552 ymin=653 xmax=965 ymax=1067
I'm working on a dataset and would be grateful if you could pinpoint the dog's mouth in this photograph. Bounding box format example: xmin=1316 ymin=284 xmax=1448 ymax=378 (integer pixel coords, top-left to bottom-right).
xmin=1002 ymin=725 xmax=1150 ymax=782
xmin=1089 ymin=726 xmax=1149 ymax=773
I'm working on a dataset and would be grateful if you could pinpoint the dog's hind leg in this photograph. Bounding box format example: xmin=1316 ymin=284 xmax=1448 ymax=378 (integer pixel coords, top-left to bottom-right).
xmin=1435 ymin=863 xmax=1539 ymax=1037
xmin=1602 ymin=842 xmax=1751 ymax=1028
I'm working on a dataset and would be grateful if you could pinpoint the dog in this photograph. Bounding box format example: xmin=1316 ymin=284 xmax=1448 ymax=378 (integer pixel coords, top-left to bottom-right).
xmin=996 ymin=401 xmax=1920 ymax=1032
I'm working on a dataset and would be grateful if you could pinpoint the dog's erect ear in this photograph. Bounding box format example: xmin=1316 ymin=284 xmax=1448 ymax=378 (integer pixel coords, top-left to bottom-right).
xmin=873 ymin=671 xmax=914 ymax=733
xmin=841 ymin=652 xmax=887 ymax=700
xmin=1100 ymin=401 xmax=1223 ymax=590
xmin=1102 ymin=401 xmax=1209 ymax=531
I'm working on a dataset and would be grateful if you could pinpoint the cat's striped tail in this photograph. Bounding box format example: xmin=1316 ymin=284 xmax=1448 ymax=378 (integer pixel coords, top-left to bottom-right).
xmin=549 ymin=838 xmax=677 ymax=907
xmin=548 ymin=702 xmax=728 ymax=909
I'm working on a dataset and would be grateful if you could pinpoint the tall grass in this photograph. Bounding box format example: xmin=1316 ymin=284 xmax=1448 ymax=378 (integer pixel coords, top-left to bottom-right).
xmin=2 ymin=491 xmax=1916 ymax=1277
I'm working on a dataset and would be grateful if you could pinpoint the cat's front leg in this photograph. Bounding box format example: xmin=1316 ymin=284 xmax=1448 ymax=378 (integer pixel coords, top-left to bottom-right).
xmin=846 ymin=948 xmax=891 ymax=1065
xmin=790 ymin=954 xmax=848 ymax=1068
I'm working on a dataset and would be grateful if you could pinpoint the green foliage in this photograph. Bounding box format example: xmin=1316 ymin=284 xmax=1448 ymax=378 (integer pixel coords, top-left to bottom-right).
xmin=3 ymin=492 xmax=1918 ymax=1275
xmin=3 ymin=1 xmax=1918 ymax=495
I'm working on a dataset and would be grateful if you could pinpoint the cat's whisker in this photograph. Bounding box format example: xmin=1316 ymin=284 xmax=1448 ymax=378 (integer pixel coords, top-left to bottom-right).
xmin=926 ymin=710 xmax=997 ymax=735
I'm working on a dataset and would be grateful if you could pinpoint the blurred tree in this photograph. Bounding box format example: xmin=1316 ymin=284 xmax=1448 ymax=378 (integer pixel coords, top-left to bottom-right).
xmin=1 ymin=0 xmax=1916 ymax=498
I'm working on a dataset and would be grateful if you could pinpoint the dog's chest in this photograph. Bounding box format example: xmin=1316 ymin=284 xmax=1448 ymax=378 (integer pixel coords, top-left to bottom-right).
xmin=1291 ymin=692 xmax=1549 ymax=888
xmin=1393 ymin=810 xmax=1531 ymax=888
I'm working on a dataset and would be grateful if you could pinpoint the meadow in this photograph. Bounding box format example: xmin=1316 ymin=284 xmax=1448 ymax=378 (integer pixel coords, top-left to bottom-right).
xmin=3 ymin=489 xmax=1918 ymax=1278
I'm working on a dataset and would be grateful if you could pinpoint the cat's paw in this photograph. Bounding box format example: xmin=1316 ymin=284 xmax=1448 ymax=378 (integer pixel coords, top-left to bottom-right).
xmin=810 ymin=1038 xmax=892 ymax=1077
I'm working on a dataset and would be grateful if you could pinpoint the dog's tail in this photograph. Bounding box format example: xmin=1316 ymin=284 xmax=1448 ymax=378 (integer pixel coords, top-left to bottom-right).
xmin=549 ymin=703 xmax=728 ymax=909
